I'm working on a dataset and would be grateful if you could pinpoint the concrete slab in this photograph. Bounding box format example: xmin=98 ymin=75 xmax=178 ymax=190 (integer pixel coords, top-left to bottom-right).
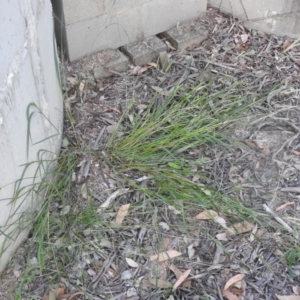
xmin=93 ymin=49 xmax=129 ymax=79
xmin=121 ymin=36 xmax=167 ymax=66
xmin=161 ymin=20 xmax=208 ymax=51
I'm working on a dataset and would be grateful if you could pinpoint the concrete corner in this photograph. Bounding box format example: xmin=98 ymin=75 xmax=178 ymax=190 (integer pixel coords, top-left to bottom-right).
xmin=121 ymin=36 xmax=167 ymax=66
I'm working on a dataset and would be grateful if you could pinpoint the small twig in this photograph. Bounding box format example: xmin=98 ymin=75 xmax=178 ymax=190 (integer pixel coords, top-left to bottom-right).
xmin=263 ymin=204 xmax=293 ymax=234
xmin=92 ymin=250 xmax=117 ymax=286
xmin=281 ymin=186 xmax=300 ymax=193
xmin=98 ymin=188 xmax=129 ymax=209
xmin=202 ymin=59 xmax=236 ymax=71
xmin=272 ymin=133 xmax=299 ymax=159
xmin=92 ymin=126 xmax=106 ymax=150
xmin=251 ymin=106 xmax=300 ymax=125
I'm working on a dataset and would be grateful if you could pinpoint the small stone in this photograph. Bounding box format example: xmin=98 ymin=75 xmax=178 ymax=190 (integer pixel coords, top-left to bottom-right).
xmin=121 ymin=270 xmax=133 ymax=280
xmin=161 ymin=24 xmax=208 ymax=50
xmin=94 ymin=50 xmax=128 ymax=79
xmin=121 ymin=36 xmax=167 ymax=66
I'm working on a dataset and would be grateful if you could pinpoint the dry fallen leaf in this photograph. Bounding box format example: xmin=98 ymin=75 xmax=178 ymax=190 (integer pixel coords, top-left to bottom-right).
xmin=168 ymin=264 xmax=191 ymax=288
xmin=66 ymin=76 xmax=77 ymax=85
xmin=168 ymin=205 xmax=181 ymax=215
xmin=159 ymin=222 xmax=170 ymax=231
xmin=148 ymin=62 xmax=158 ymax=68
xmin=223 ymin=289 xmax=240 ymax=300
xmin=168 ymin=264 xmax=182 ymax=278
xmin=214 ymin=216 xmax=228 ymax=229
xmin=276 ymin=295 xmax=300 ymax=300
xmin=115 ymin=203 xmax=130 ymax=225
xmin=106 ymin=124 xmax=118 ymax=134
xmin=165 ymin=40 xmax=177 ymax=51
xmin=64 ymin=99 xmax=71 ymax=113
xmin=276 ymin=202 xmax=294 ymax=211
xmin=43 ymin=287 xmax=66 ymax=300
xmin=236 ymin=44 xmax=250 ymax=51
xmin=293 ymin=286 xmax=300 ymax=295
xmin=125 ymin=257 xmax=139 ymax=268
xmin=274 ymin=248 xmax=284 ymax=256
xmin=81 ymin=182 xmax=88 ymax=199
xmin=243 ymin=139 xmax=270 ymax=155
xmin=240 ymin=33 xmax=248 ymax=44
xmin=150 ymin=250 xmax=182 ymax=262
xmin=61 ymin=292 xmax=85 ymax=300
xmin=60 ymin=205 xmax=71 ymax=216
xmin=226 ymin=221 xmax=255 ymax=236
xmin=172 ymin=269 xmax=192 ymax=291
xmin=99 ymin=188 xmax=129 ymax=209
xmin=254 ymin=140 xmax=270 ymax=155
xmin=55 ymin=287 xmax=65 ymax=298
xmin=149 ymin=278 xmax=172 ymax=289
xmin=137 ymin=104 xmax=148 ymax=110
xmin=13 ymin=269 xmax=21 ymax=278
xmin=194 ymin=210 xmax=218 ymax=220
xmin=79 ymin=81 xmax=85 ymax=92
xmin=48 ymin=291 xmax=56 ymax=300
xmin=291 ymin=149 xmax=300 ymax=156
xmin=151 ymin=85 xmax=170 ymax=96
xmin=216 ymin=232 xmax=228 ymax=241
xmin=224 ymin=274 xmax=245 ymax=291
xmin=282 ymin=39 xmax=291 ymax=49
xmin=130 ymin=66 xmax=150 ymax=75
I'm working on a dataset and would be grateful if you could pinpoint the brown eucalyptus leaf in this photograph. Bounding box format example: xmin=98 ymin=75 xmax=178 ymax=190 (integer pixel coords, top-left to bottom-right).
xmin=150 ymin=250 xmax=182 ymax=262
xmin=149 ymin=278 xmax=172 ymax=289
xmin=172 ymin=269 xmax=191 ymax=291
xmin=115 ymin=203 xmax=130 ymax=225
xmin=224 ymin=274 xmax=245 ymax=291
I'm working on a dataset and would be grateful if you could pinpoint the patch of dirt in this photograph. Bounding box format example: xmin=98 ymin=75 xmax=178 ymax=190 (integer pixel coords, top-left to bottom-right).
xmin=2 ymin=7 xmax=300 ymax=300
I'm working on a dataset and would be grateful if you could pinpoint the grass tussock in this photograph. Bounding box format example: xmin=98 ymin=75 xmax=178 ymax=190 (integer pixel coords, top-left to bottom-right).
xmin=107 ymin=80 xmax=263 ymax=221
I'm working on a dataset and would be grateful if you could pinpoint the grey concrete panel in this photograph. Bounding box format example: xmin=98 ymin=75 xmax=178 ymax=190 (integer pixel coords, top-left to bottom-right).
xmin=62 ymin=0 xmax=105 ymax=25
xmin=0 ymin=0 xmax=63 ymax=273
xmin=66 ymin=6 xmax=144 ymax=61
xmin=105 ymin=0 xmax=149 ymax=13
xmin=142 ymin=0 xmax=207 ymax=37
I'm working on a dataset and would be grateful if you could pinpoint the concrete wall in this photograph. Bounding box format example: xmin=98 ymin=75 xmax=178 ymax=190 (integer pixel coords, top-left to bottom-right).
xmin=52 ymin=0 xmax=208 ymax=61
xmin=0 ymin=0 xmax=63 ymax=273
xmin=208 ymin=0 xmax=300 ymax=38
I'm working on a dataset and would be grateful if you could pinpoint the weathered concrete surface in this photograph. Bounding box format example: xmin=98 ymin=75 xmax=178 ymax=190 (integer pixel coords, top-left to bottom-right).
xmin=161 ymin=23 xmax=208 ymax=51
xmin=0 ymin=0 xmax=63 ymax=273
xmin=208 ymin=0 xmax=300 ymax=38
xmin=62 ymin=0 xmax=105 ymax=24
xmin=94 ymin=49 xmax=129 ymax=79
xmin=121 ymin=36 xmax=167 ymax=66
xmin=52 ymin=0 xmax=207 ymax=61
